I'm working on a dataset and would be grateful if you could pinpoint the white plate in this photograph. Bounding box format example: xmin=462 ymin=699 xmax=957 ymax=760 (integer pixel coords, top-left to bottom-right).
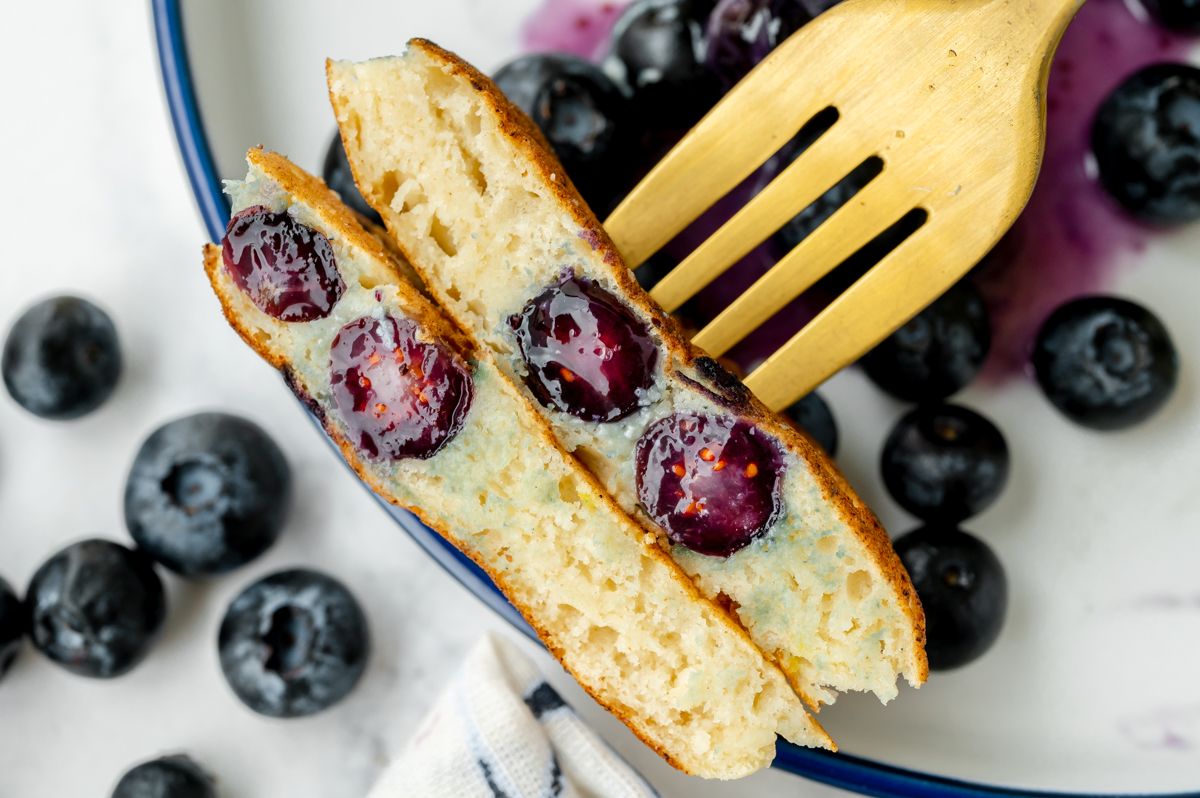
xmin=179 ymin=0 xmax=1200 ymax=793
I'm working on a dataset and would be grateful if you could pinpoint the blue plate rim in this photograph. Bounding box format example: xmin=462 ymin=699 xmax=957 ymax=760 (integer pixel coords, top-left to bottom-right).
xmin=149 ymin=2 xmax=1200 ymax=796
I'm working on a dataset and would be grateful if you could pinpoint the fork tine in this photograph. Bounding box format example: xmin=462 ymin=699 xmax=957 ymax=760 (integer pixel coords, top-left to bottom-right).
xmin=742 ymin=211 xmax=978 ymax=412
xmin=604 ymin=32 xmax=840 ymax=268
xmin=690 ymin=172 xmax=909 ymax=357
xmin=648 ymin=126 xmax=882 ymax=313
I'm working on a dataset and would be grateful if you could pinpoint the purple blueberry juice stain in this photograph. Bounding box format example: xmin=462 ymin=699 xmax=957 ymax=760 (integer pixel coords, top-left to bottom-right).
xmin=520 ymin=0 xmax=1199 ymax=381
xmin=974 ymin=0 xmax=1198 ymax=380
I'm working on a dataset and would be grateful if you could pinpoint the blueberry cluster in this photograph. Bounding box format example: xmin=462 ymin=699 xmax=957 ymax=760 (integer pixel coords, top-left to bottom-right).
xmin=0 ymin=296 xmax=372 ymax=793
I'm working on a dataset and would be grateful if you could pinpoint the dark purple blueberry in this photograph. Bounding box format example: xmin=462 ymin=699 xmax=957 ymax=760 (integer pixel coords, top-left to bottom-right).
xmin=0 ymin=576 xmax=23 ymax=680
xmin=218 ymin=569 xmax=369 ymax=718
xmin=1033 ymin=296 xmax=1177 ymax=430
xmin=2 ymin=296 xmax=121 ymax=420
xmin=111 ymin=755 xmax=216 ymax=798
xmin=330 ymin=315 xmax=473 ymax=460
xmin=1091 ymin=64 xmax=1200 ymax=224
xmin=882 ymin=404 xmax=1009 ymax=524
xmin=510 ymin=274 xmax=658 ymax=422
xmin=784 ymin=391 xmax=837 ymax=456
xmin=493 ymin=54 xmax=636 ymax=215
xmin=774 ymin=156 xmax=882 ymax=253
xmin=635 ymin=412 xmax=784 ymax=556
xmin=860 ymin=279 xmax=991 ymax=403
xmin=705 ymin=0 xmax=812 ymax=91
xmin=894 ymin=525 xmax=1007 ymax=670
xmin=322 ymin=131 xmax=382 ymax=226
xmin=611 ymin=0 xmax=722 ymax=147
xmin=1142 ymin=0 xmax=1200 ymax=31
xmin=124 ymin=413 xmax=291 ymax=577
xmin=26 ymin=539 xmax=165 ymax=678
xmin=221 ymin=208 xmax=345 ymax=321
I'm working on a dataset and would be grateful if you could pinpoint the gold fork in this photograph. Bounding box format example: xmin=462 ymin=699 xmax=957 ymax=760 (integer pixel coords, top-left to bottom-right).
xmin=604 ymin=0 xmax=1083 ymax=412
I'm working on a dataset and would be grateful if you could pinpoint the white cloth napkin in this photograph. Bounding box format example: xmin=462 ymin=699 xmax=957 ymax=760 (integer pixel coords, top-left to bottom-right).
xmin=368 ymin=633 xmax=661 ymax=798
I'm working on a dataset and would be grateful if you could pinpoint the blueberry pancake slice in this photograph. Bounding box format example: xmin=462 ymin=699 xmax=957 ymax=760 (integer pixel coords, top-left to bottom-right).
xmin=329 ymin=41 xmax=927 ymax=709
xmin=203 ymin=147 xmax=827 ymax=779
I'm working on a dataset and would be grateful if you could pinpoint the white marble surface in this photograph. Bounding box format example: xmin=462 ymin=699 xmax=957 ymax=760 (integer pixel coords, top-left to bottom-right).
xmin=3 ymin=1 xmax=1200 ymax=796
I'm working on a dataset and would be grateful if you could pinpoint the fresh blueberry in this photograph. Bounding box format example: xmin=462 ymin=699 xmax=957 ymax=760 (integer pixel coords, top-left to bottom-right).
xmin=0 ymin=576 xmax=24 ymax=680
xmin=26 ymin=539 xmax=165 ymax=678
xmin=1142 ymin=0 xmax=1200 ymax=31
xmin=705 ymin=0 xmax=812 ymax=91
xmin=322 ymin=132 xmax=382 ymax=226
xmin=510 ymin=273 xmax=658 ymax=423
xmin=1091 ymin=63 xmax=1200 ymax=224
xmin=2 ymin=296 xmax=121 ymax=420
xmin=221 ymin=207 xmax=346 ymax=322
xmin=860 ymin=279 xmax=991 ymax=403
xmin=330 ymin=315 xmax=474 ymax=460
xmin=111 ymin=755 xmax=216 ymax=798
xmin=893 ymin=525 xmax=1007 ymax=670
xmin=1033 ymin=296 xmax=1177 ymax=430
xmin=493 ymin=54 xmax=636 ymax=215
xmin=611 ymin=0 xmax=723 ymax=146
xmin=218 ymin=569 xmax=369 ymax=718
xmin=784 ymin=391 xmax=837 ymax=456
xmin=775 ymin=155 xmax=881 ymax=253
xmin=636 ymin=412 xmax=784 ymax=556
xmin=882 ymin=404 xmax=1009 ymax=524
xmin=125 ymin=413 xmax=291 ymax=577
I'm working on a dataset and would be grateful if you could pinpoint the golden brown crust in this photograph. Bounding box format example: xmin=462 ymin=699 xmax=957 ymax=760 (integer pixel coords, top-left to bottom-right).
xmin=347 ymin=40 xmax=928 ymax=689
xmin=204 ymin=155 xmax=835 ymax=773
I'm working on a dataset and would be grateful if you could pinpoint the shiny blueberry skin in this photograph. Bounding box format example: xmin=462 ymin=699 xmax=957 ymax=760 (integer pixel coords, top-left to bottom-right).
xmin=1142 ymin=0 xmax=1200 ymax=31
xmin=612 ymin=0 xmax=722 ymax=145
xmin=1091 ymin=64 xmax=1200 ymax=225
xmin=124 ymin=413 xmax=291 ymax=577
xmin=510 ymin=274 xmax=658 ymax=423
xmin=2 ymin=296 xmax=121 ymax=420
xmin=111 ymin=755 xmax=216 ymax=798
xmin=221 ymin=207 xmax=345 ymax=321
xmin=1033 ymin=296 xmax=1178 ymax=430
xmin=784 ymin=391 xmax=838 ymax=456
xmin=493 ymin=54 xmax=635 ymax=215
xmin=705 ymin=0 xmax=812 ymax=90
xmin=882 ymin=404 xmax=1009 ymax=524
xmin=0 ymin=576 xmax=24 ymax=680
xmin=636 ymin=413 xmax=784 ymax=556
xmin=894 ymin=525 xmax=1007 ymax=670
xmin=861 ymin=280 xmax=991 ymax=403
xmin=26 ymin=539 xmax=165 ymax=678
xmin=322 ymin=132 xmax=382 ymax=226
xmin=218 ymin=569 xmax=369 ymax=718
xmin=330 ymin=315 xmax=473 ymax=460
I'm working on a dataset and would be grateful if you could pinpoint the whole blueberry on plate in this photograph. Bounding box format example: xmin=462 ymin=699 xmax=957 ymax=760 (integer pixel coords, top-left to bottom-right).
xmin=218 ymin=569 xmax=369 ymax=718
xmin=893 ymin=525 xmax=1007 ymax=670
xmin=860 ymin=279 xmax=991 ymax=403
xmin=1141 ymin=0 xmax=1200 ymax=31
xmin=322 ymin=132 xmax=382 ymax=226
xmin=26 ymin=539 xmax=165 ymax=678
xmin=1033 ymin=296 xmax=1177 ymax=430
xmin=2 ymin=296 xmax=121 ymax=420
xmin=493 ymin=54 xmax=635 ymax=214
xmin=1091 ymin=63 xmax=1200 ymax=224
xmin=784 ymin=391 xmax=838 ymax=456
xmin=882 ymin=404 xmax=1009 ymax=524
xmin=125 ymin=413 xmax=291 ymax=577
xmin=705 ymin=0 xmax=812 ymax=90
xmin=112 ymin=755 xmax=215 ymax=798
xmin=774 ymin=150 xmax=880 ymax=253
xmin=611 ymin=0 xmax=722 ymax=139
xmin=0 ymin=576 xmax=24 ymax=680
